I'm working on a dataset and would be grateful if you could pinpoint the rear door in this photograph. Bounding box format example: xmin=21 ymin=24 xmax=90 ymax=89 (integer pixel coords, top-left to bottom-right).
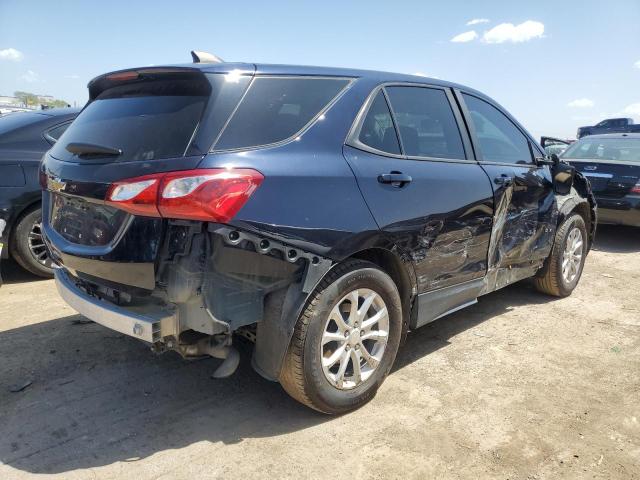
xmin=457 ymin=92 xmax=556 ymax=288
xmin=344 ymin=84 xmax=494 ymax=294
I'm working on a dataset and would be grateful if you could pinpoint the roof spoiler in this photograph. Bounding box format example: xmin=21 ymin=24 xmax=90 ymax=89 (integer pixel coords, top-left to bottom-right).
xmin=191 ymin=50 xmax=224 ymax=64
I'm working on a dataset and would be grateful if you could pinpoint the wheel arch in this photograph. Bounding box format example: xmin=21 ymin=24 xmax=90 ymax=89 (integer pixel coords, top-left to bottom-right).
xmin=350 ymin=247 xmax=417 ymax=341
xmin=557 ymin=187 xmax=596 ymax=252
xmin=252 ymin=244 xmax=417 ymax=382
xmin=6 ymin=199 xmax=42 ymax=259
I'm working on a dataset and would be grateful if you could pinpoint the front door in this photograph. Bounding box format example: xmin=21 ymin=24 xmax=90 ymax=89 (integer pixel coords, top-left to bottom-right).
xmin=458 ymin=92 xmax=556 ymax=292
xmin=344 ymin=85 xmax=494 ymax=294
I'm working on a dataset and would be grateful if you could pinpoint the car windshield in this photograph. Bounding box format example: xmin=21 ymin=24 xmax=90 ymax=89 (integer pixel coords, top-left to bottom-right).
xmin=562 ymin=137 xmax=640 ymax=162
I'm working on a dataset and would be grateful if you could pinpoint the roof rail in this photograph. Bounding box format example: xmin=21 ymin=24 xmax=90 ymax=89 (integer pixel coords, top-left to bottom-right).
xmin=191 ymin=50 xmax=224 ymax=64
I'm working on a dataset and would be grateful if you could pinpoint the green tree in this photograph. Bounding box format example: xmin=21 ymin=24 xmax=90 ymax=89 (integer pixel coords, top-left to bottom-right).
xmin=13 ymin=91 xmax=69 ymax=108
xmin=14 ymin=90 xmax=38 ymax=107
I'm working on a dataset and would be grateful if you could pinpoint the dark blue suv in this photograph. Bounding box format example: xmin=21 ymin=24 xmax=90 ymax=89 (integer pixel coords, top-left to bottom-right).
xmin=41 ymin=60 xmax=595 ymax=413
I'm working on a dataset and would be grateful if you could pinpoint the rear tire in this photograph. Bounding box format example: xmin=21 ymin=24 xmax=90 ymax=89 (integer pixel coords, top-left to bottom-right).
xmin=9 ymin=205 xmax=53 ymax=278
xmin=279 ymin=259 xmax=402 ymax=414
xmin=534 ymin=213 xmax=587 ymax=297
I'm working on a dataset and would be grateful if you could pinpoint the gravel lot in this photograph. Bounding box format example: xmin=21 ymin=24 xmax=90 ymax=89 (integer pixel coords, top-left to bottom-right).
xmin=0 ymin=225 xmax=638 ymax=480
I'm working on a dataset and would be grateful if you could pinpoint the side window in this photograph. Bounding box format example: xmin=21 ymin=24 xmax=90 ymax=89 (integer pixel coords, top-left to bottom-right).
xmin=214 ymin=77 xmax=350 ymax=151
xmin=462 ymin=94 xmax=533 ymax=164
xmin=357 ymin=91 xmax=400 ymax=154
xmin=44 ymin=121 xmax=71 ymax=144
xmin=385 ymin=86 xmax=465 ymax=159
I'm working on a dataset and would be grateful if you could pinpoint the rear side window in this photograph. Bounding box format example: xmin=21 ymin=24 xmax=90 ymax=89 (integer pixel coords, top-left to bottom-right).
xmin=462 ymin=94 xmax=532 ymax=164
xmin=385 ymin=86 xmax=465 ymax=159
xmin=213 ymin=77 xmax=350 ymax=151
xmin=50 ymin=74 xmax=214 ymax=162
xmin=357 ymin=91 xmax=400 ymax=154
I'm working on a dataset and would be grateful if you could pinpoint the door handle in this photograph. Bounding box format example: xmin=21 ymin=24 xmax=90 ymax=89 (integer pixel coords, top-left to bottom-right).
xmin=494 ymin=174 xmax=514 ymax=187
xmin=378 ymin=172 xmax=413 ymax=186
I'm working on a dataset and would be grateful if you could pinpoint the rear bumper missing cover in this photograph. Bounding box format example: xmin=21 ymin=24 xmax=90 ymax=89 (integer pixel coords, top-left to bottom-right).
xmin=54 ymin=268 xmax=176 ymax=343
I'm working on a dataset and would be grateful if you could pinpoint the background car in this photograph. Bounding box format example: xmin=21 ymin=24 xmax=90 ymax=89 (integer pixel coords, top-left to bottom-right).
xmin=577 ymin=118 xmax=640 ymax=139
xmin=541 ymin=136 xmax=573 ymax=156
xmin=562 ymin=133 xmax=640 ymax=227
xmin=0 ymin=108 xmax=79 ymax=276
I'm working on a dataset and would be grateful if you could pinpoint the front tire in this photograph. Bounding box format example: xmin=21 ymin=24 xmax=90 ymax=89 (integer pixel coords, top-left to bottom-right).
xmin=9 ymin=205 xmax=53 ymax=278
xmin=279 ymin=259 xmax=402 ymax=414
xmin=534 ymin=213 xmax=587 ymax=297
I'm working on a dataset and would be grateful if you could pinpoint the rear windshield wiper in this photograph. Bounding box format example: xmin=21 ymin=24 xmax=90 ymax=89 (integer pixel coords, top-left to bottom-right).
xmin=66 ymin=142 xmax=122 ymax=157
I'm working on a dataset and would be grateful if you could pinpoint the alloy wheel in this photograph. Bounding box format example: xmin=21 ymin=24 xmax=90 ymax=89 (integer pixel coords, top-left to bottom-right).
xmin=27 ymin=220 xmax=51 ymax=268
xmin=320 ymin=288 xmax=389 ymax=390
xmin=562 ymin=226 xmax=583 ymax=283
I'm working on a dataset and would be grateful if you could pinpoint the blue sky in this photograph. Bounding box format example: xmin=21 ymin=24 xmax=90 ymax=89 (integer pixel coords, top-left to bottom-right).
xmin=1 ymin=0 xmax=639 ymax=139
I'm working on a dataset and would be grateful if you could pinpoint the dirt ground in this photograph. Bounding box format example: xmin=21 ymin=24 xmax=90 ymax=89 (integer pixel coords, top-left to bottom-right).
xmin=0 ymin=225 xmax=638 ymax=480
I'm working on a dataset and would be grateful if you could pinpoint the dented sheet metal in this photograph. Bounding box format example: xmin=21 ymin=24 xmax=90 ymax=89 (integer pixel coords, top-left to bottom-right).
xmin=480 ymin=165 xmax=557 ymax=295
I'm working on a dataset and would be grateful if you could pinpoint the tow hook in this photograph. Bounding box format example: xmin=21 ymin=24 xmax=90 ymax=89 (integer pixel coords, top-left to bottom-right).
xmin=205 ymin=340 xmax=241 ymax=378
xmin=155 ymin=335 xmax=240 ymax=378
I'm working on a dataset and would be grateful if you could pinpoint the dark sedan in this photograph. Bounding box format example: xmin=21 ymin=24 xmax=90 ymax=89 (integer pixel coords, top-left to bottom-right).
xmin=0 ymin=108 xmax=80 ymax=276
xmin=562 ymin=133 xmax=640 ymax=227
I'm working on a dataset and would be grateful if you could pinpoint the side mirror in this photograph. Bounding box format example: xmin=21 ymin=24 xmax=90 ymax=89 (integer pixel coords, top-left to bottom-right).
xmin=535 ymin=153 xmax=561 ymax=167
xmin=552 ymin=161 xmax=575 ymax=195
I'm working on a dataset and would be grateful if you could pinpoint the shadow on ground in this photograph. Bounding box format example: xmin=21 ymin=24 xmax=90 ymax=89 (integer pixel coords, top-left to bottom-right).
xmin=592 ymin=224 xmax=640 ymax=254
xmin=1 ymin=279 xmax=553 ymax=475
xmin=0 ymin=258 xmax=50 ymax=285
xmin=1 ymin=224 xmax=637 ymax=474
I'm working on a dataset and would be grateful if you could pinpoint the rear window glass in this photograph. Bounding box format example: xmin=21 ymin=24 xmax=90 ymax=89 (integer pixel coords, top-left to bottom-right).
xmin=50 ymin=76 xmax=212 ymax=162
xmin=213 ymin=77 xmax=350 ymax=151
xmin=562 ymin=138 xmax=640 ymax=162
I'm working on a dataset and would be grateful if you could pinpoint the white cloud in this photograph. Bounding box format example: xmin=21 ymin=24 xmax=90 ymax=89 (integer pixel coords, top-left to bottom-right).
xmin=482 ymin=20 xmax=545 ymax=44
xmin=623 ymin=103 xmax=640 ymax=116
xmin=0 ymin=47 xmax=23 ymax=61
xmin=634 ymin=60 xmax=640 ymax=70
xmin=20 ymin=70 xmax=39 ymax=83
xmin=467 ymin=18 xmax=489 ymax=26
xmin=567 ymin=98 xmax=595 ymax=108
xmin=64 ymin=74 xmax=80 ymax=79
xmin=451 ymin=30 xmax=478 ymax=43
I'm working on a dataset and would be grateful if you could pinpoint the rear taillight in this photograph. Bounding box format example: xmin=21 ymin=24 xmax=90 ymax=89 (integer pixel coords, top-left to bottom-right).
xmin=105 ymin=168 xmax=263 ymax=222
xmin=631 ymin=182 xmax=640 ymax=195
xmin=107 ymin=175 xmax=161 ymax=217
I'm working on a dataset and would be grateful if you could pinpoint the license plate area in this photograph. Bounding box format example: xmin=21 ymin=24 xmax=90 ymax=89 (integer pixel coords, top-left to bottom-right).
xmin=50 ymin=193 xmax=128 ymax=247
